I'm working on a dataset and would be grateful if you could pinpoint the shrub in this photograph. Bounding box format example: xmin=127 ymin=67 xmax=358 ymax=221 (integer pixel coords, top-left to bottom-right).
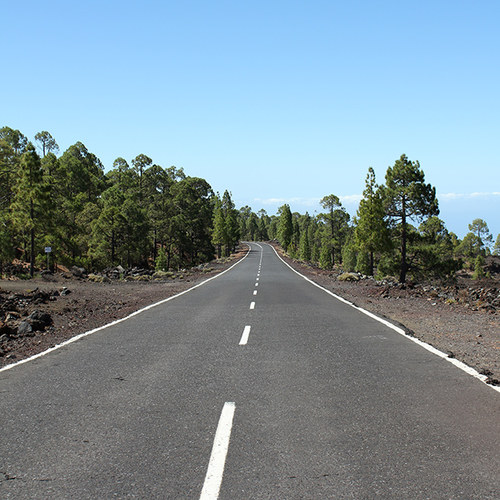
xmin=473 ymin=255 xmax=485 ymax=280
xmin=155 ymin=247 xmax=168 ymax=272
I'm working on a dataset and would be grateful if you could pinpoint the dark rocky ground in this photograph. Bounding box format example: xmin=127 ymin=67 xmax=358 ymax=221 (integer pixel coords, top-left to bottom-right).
xmin=1 ymin=245 xmax=499 ymax=387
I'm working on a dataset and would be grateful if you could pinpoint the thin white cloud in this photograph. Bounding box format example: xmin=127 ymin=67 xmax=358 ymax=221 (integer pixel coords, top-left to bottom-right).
xmin=339 ymin=194 xmax=363 ymax=204
xmin=440 ymin=192 xmax=500 ymax=201
xmin=253 ymin=197 xmax=320 ymax=207
xmin=254 ymin=195 xmax=364 ymax=206
xmin=255 ymin=192 xmax=500 ymax=208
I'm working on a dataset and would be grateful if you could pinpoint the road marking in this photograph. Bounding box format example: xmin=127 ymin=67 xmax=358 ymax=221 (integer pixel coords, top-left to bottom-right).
xmin=270 ymin=244 xmax=500 ymax=394
xmin=0 ymin=247 xmax=253 ymax=374
xmin=255 ymin=283 xmax=258 ymax=287
xmin=256 ymin=277 xmax=259 ymax=281
xmin=239 ymin=325 xmax=251 ymax=345
xmin=250 ymin=302 xmax=255 ymax=310
xmin=200 ymin=402 xmax=236 ymax=500
xmin=253 ymin=290 xmax=257 ymax=296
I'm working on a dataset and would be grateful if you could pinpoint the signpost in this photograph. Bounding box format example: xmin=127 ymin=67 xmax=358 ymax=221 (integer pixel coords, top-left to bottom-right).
xmin=45 ymin=247 xmax=52 ymax=271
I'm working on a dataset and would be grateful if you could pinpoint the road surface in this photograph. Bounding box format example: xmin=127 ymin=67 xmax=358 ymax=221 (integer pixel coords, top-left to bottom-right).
xmin=1 ymin=242 xmax=499 ymax=499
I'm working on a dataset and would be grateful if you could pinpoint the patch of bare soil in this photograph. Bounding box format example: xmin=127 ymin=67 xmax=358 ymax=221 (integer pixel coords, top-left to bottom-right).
xmin=0 ymin=247 xmax=248 ymax=368
xmin=274 ymin=245 xmax=500 ymax=387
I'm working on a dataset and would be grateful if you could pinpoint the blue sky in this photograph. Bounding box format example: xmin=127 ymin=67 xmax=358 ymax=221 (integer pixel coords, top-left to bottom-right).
xmin=2 ymin=0 xmax=499 ymax=239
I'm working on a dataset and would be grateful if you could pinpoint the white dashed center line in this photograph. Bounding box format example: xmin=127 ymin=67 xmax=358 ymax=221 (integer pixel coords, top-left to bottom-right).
xmin=200 ymin=402 xmax=236 ymax=499
xmin=250 ymin=302 xmax=255 ymax=310
xmin=253 ymin=290 xmax=257 ymax=296
xmin=239 ymin=325 xmax=251 ymax=345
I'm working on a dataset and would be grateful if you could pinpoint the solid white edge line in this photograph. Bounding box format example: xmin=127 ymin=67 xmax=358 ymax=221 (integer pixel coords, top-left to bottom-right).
xmin=239 ymin=325 xmax=251 ymax=345
xmin=0 ymin=246 xmax=252 ymax=374
xmin=270 ymin=244 xmax=500 ymax=394
xmin=200 ymin=402 xmax=236 ymax=500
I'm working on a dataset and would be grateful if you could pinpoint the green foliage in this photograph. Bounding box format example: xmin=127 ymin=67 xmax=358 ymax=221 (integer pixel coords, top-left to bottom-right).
xmin=455 ymin=232 xmax=482 ymax=260
xmin=2 ymin=124 xmax=488 ymax=285
xmin=212 ymin=196 xmax=225 ymax=258
xmin=0 ymin=213 xmax=14 ymax=272
xmin=468 ymin=218 xmax=493 ymax=248
xmin=1 ymin=124 xmax=229 ymax=275
xmin=0 ymin=126 xmax=28 ymax=155
xmin=34 ymin=131 xmax=59 ymax=157
xmin=319 ymin=240 xmax=331 ymax=269
xmin=277 ymin=204 xmax=293 ymax=251
xmin=10 ymin=144 xmax=51 ymax=276
xmin=169 ymin=177 xmax=215 ymax=266
xmin=211 ymin=190 xmax=240 ymax=257
xmin=341 ymin=240 xmax=357 ymax=272
xmin=155 ymin=247 xmax=168 ymax=272
xmin=319 ymin=194 xmax=349 ymax=266
xmin=355 ymin=251 xmax=370 ymax=275
xmin=473 ymin=254 xmax=485 ymax=280
xmin=409 ymin=217 xmax=459 ymax=280
xmin=354 ymin=167 xmax=391 ymax=275
xmin=375 ymin=251 xmax=399 ymax=279
xmin=381 ymin=154 xmax=439 ymax=283
xmin=493 ymin=234 xmax=500 ymax=256
xmin=299 ymin=227 xmax=311 ymax=261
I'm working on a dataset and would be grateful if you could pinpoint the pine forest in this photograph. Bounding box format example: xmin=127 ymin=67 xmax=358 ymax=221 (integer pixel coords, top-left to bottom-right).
xmin=1 ymin=126 xmax=498 ymax=284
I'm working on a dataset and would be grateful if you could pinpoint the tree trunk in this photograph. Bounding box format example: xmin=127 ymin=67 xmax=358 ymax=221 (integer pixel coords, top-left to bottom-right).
xmin=369 ymin=251 xmax=374 ymax=276
xmin=399 ymin=205 xmax=407 ymax=283
xmin=111 ymin=229 xmax=115 ymax=264
xmin=153 ymin=228 xmax=157 ymax=262
xmin=166 ymin=241 xmax=171 ymax=270
xmin=30 ymin=200 xmax=35 ymax=278
xmin=30 ymin=228 xmax=35 ymax=278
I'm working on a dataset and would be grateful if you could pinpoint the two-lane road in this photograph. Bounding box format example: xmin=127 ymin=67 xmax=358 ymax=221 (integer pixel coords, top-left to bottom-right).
xmin=1 ymin=242 xmax=499 ymax=498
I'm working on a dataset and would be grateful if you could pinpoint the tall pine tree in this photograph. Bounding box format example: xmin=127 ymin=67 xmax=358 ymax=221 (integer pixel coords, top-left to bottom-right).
xmin=381 ymin=154 xmax=439 ymax=283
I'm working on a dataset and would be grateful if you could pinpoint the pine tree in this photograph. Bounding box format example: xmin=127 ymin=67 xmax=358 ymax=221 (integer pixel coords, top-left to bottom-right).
xmin=473 ymin=254 xmax=485 ymax=279
xmin=354 ymin=167 xmax=391 ymax=275
xmin=277 ymin=204 xmax=293 ymax=251
xmin=468 ymin=219 xmax=493 ymax=251
xmin=212 ymin=195 xmax=225 ymax=259
xmin=299 ymin=228 xmax=311 ymax=261
xmin=34 ymin=131 xmax=59 ymax=157
xmin=221 ymin=191 xmax=239 ymax=255
xmin=319 ymin=195 xmax=349 ymax=266
xmin=155 ymin=247 xmax=168 ymax=272
xmin=381 ymin=154 xmax=439 ymax=283
xmin=319 ymin=240 xmax=331 ymax=269
xmin=10 ymin=144 xmax=51 ymax=276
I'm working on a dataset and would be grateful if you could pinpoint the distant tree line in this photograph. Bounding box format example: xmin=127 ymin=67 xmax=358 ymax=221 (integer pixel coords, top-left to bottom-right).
xmin=239 ymin=155 xmax=499 ymax=283
xmin=0 ymin=126 xmax=240 ymax=277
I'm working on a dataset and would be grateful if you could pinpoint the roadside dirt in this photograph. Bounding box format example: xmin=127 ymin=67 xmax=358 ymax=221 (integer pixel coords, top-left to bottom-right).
xmin=274 ymin=246 xmax=499 ymax=387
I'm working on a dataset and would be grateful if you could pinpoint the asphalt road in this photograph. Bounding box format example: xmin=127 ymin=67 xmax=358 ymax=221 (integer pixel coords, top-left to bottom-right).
xmin=1 ymin=242 xmax=499 ymax=499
